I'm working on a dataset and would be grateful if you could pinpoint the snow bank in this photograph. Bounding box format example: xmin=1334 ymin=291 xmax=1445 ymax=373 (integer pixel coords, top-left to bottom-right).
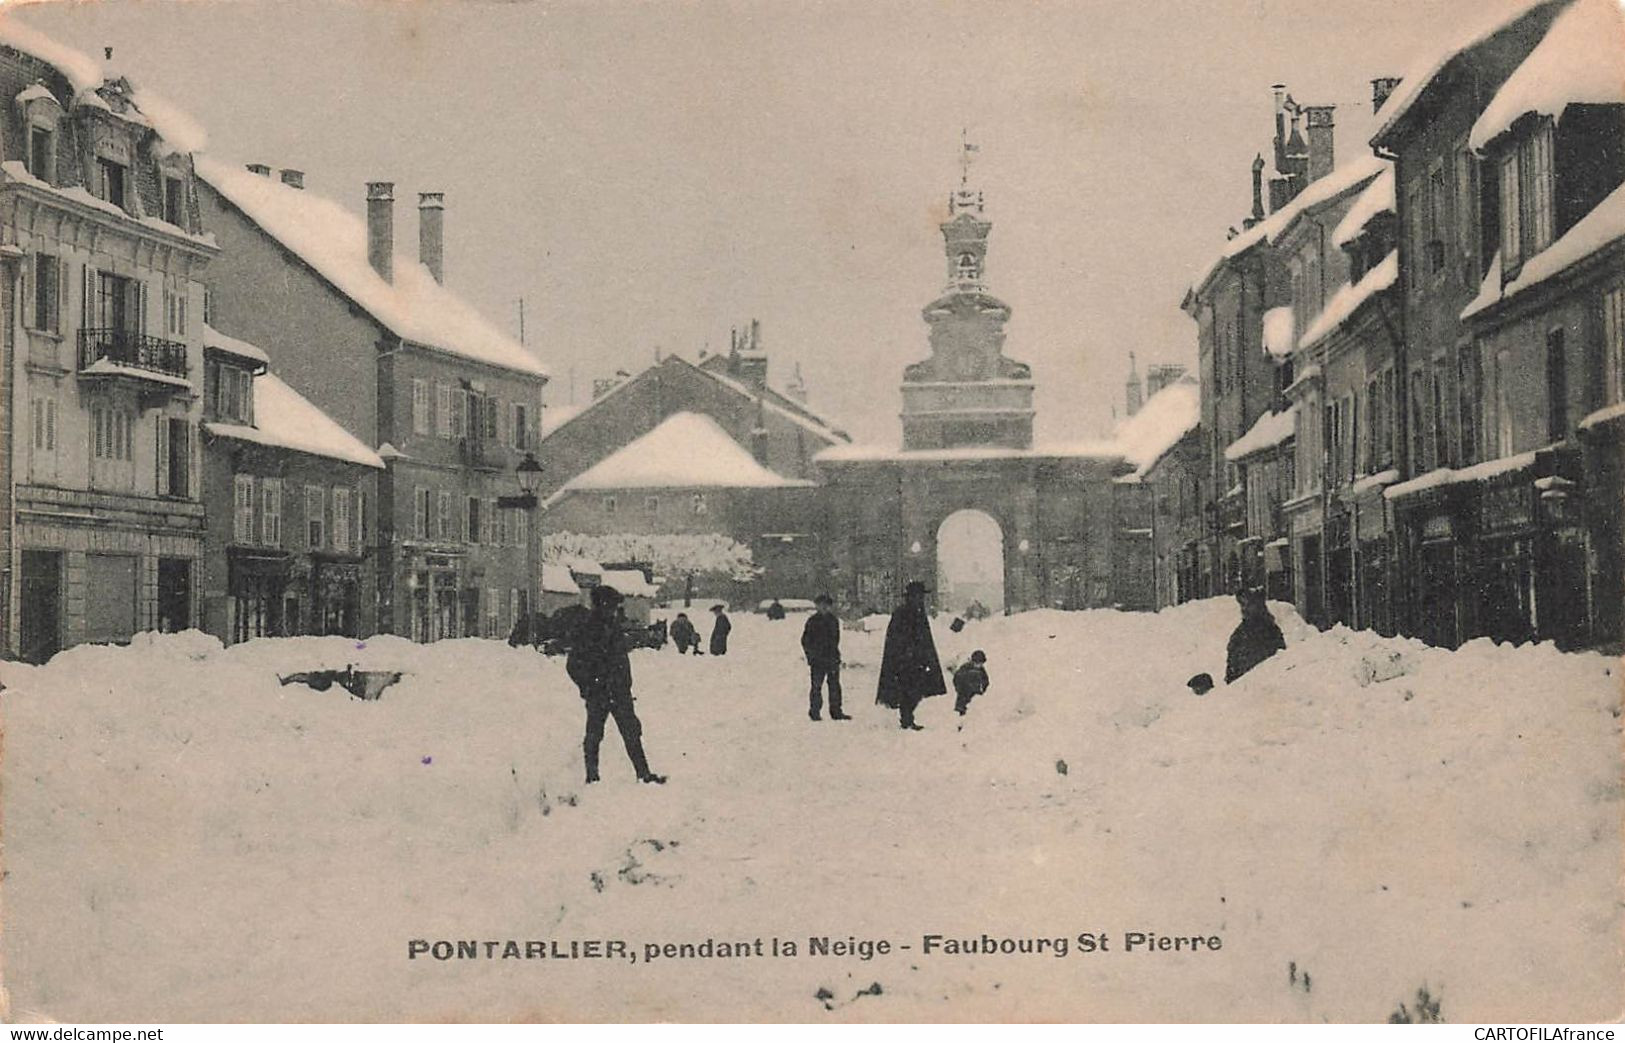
xmin=551 ymin=412 xmax=811 ymax=495
xmin=204 ymin=372 xmax=385 ymax=470
xmin=2 ymin=600 xmax=1618 ymax=1021
xmin=1469 ymin=0 xmax=1625 ymax=152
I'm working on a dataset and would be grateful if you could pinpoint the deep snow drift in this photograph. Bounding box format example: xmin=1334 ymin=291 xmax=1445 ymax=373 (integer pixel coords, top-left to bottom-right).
xmin=1 ymin=600 xmax=1619 ymax=1022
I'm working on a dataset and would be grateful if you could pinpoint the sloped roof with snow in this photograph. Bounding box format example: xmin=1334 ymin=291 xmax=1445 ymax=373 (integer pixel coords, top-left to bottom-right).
xmin=816 ymin=440 xmax=1122 ymax=465
xmin=204 ymin=372 xmax=385 ymax=469
xmin=1469 ymin=0 xmax=1624 ymax=152
xmin=1225 ymin=404 xmax=1298 ymax=462
xmin=541 ymin=563 xmax=581 ymax=595
xmin=196 ymin=157 xmax=546 ymax=379
xmin=600 ymin=568 xmax=661 ymax=599
xmin=1112 ymin=376 xmax=1201 ymax=476
xmin=554 ymin=412 xmax=814 ymax=496
xmin=202 ymin=323 xmax=270 ymax=366
xmin=1462 ymin=182 xmax=1625 ymax=321
xmin=1333 ymin=167 xmax=1396 ymax=249
xmin=1298 ymin=251 xmax=1401 ymax=351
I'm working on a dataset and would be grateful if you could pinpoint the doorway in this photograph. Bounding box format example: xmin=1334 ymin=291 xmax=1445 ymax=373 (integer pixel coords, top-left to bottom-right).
xmin=935 ymin=509 xmax=1005 ymax=615
xmin=20 ymin=550 xmax=61 ymax=664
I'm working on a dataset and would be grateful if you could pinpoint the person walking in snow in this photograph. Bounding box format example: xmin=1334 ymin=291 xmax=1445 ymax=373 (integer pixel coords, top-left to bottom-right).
xmin=952 ymin=649 xmax=990 ymax=716
xmin=669 ymin=612 xmax=700 ymax=655
xmin=876 ymin=580 xmax=946 ymax=730
xmin=709 ymin=604 xmax=732 ymax=656
xmin=1225 ymin=587 xmax=1286 ymax=684
xmin=801 ymin=593 xmax=848 ymax=721
xmin=566 ymin=585 xmax=666 ymax=785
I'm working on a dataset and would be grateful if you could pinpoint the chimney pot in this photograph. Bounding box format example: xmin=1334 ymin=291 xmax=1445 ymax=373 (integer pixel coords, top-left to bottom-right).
xmin=366 ymin=181 xmax=395 ymax=283
xmin=279 ymin=168 xmax=304 ymax=189
xmin=1304 ymin=105 xmax=1335 ymax=183
xmin=418 ymin=191 xmax=445 ymax=284
xmin=1371 ymin=76 xmax=1403 ymax=115
xmin=246 ymin=163 xmax=271 ymax=177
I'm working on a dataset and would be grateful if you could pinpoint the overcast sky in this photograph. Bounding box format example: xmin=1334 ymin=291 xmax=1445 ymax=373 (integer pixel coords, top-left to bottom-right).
xmin=13 ymin=0 xmax=1501 ymax=444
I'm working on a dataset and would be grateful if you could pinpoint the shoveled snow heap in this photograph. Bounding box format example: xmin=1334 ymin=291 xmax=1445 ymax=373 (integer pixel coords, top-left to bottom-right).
xmin=196 ymin=157 xmax=545 ymax=378
xmin=204 ymin=371 xmax=385 ymax=470
xmin=2 ymin=600 xmax=1617 ymax=1022
xmin=1469 ymin=0 xmax=1625 ymax=152
xmin=1113 ymin=376 xmax=1200 ymax=477
xmin=550 ymin=412 xmax=812 ymax=497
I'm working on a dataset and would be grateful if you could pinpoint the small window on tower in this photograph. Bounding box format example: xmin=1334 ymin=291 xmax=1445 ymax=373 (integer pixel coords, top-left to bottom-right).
xmin=957 ymin=252 xmax=978 ymax=279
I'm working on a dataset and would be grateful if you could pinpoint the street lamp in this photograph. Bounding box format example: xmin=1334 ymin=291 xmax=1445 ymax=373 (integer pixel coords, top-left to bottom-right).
xmin=498 ymin=452 xmax=544 ymax=622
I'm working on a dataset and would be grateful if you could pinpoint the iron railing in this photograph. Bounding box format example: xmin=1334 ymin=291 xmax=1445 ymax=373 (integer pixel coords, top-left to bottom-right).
xmin=78 ymin=328 xmax=188 ymax=379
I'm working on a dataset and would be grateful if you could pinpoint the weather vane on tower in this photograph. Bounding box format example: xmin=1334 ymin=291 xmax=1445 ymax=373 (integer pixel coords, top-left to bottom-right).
xmin=952 ymin=127 xmax=984 ymax=215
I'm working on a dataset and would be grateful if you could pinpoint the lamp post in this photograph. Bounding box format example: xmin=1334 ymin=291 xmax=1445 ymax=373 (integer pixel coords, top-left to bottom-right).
xmin=498 ymin=452 xmax=544 ymax=619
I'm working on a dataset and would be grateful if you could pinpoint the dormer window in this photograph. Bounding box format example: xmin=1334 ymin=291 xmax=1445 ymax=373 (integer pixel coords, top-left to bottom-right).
xmin=1497 ymin=118 xmax=1555 ymax=275
xmin=211 ymin=360 xmax=254 ymax=424
xmin=162 ymin=176 xmax=185 ymax=227
xmin=96 ymin=157 xmax=128 ymax=211
xmin=28 ymin=124 xmax=53 ymax=183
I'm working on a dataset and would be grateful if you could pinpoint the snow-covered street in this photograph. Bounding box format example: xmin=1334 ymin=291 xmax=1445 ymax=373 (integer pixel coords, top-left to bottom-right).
xmin=2 ymin=602 xmax=1620 ymax=1022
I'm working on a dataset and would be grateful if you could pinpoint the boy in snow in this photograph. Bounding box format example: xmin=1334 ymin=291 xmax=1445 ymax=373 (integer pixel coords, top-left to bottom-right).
xmin=566 ymin=585 xmax=666 ymax=785
xmin=1225 ymin=588 xmax=1286 ymax=684
xmin=801 ymin=593 xmax=848 ymax=721
xmin=669 ymin=612 xmax=700 ymax=654
xmin=952 ymin=650 xmax=990 ymax=716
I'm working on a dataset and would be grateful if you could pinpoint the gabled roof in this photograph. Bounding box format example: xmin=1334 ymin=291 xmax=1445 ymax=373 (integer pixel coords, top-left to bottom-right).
xmin=1469 ymin=0 xmax=1625 ymax=151
xmin=549 ymin=412 xmax=814 ymax=502
xmin=204 ymin=371 xmax=385 ymax=469
xmin=196 ymin=157 xmax=546 ymax=379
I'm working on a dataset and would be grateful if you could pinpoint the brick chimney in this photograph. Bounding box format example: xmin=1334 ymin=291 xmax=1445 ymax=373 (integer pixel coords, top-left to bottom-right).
xmin=279 ymin=169 xmax=304 ymax=190
xmin=732 ymin=317 xmax=768 ymax=388
xmin=1304 ymin=106 xmax=1335 ymax=183
xmin=1246 ymin=154 xmax=1266 ymax=229
xmin=246 ymin=163 xmax=271 ymax=177
xmin=366 ymin=181 xmax=394 ymax=284
xmin=418 ymin=192 xmax=444 ymax=284
xmin=1371 ymin=77 xmax=1403 ymax=115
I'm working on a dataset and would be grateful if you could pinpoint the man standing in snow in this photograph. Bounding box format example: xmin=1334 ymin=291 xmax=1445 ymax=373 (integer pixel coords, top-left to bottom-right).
xmin=709 ymin=604 xmax=732 ymax=656
xmin=801 ymin=593 xmax=848 ymax=721
xmin=876 ymin=580 xmax=946 ymax=730
xmin=566 ymin=585 xmax=666 ymax=785
xmin=1225 ymin=588 xmax=1286 ymax=684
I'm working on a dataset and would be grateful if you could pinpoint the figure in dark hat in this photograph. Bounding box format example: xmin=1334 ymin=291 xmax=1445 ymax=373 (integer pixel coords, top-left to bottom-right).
xmin=708 ymin=604 xmax=732 ymax=656
xmin=801 ymin=593 xmax=848 ymax=721
xmin=876 ymin=580 xmax=946 ymax=730
xmin=565 ymin=584 xmax=665 ymax=785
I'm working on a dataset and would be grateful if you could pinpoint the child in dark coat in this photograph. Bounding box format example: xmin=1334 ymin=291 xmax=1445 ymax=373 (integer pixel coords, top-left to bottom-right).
xmin=953 ymin=650 xmax=990 ymax=716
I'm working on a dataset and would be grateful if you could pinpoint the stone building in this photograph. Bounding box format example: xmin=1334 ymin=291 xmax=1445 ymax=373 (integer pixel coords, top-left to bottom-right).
xmin=817 ymin=168 xmax=1125 ymax=615
xmin=195 ymin=160 xmax=549 ymax=642
xmin=1111 ymin=372 xmax=1201 ymax=610
xmin=198 ymin=325 xmax=384 ymax=643
xmin=0 ymin=33 xmax=217 ymax=661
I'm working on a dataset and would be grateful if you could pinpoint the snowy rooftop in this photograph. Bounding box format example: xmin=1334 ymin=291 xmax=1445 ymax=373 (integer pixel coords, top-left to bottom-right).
xmin=540 ymin=403 xmax=584 ymax=437
xmin=202 ymin=323 xmax=270 ymax=367
xmin=1298 ymin=251 xmax=1400 ymax=351
xmin=1189 ymin=156 xmax=1385 ymax=296
xmin=816 ymin=440 xmax=1123 ymax=465
xmin=554 ymin=411 xmax=813 ymax=496
xmin=1224 ymin=404 xmax=1298 ymax=462
xmin=1112 ymin=376 xmax=1201 ymax=476
xmin=1332 ymin=166 xmax=1396 ymax=249
xmin=1 ymin=162 xmax=216 ymax=248
xmin=196 ymin=157 xmax=546 ymax=379
xmin=1462 ymin=182 xmax=1625 ymax=322
xmin=1262 ymin=306 xmax=1295 ymax=359
xmin=1469 ymin=0 xmax=1625 ymax=152
xmin=600 ymin=568 xmax=661 ymax=599
xmin=540 ymin=563 xmax=581 ymax=595
xmin=204 ymin=372 xmax=385 ymax=470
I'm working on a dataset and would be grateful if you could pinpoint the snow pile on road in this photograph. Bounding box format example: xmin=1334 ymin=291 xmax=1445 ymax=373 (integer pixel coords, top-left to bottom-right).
xmin=1 ymin=600 xmax=1619 ymax=1022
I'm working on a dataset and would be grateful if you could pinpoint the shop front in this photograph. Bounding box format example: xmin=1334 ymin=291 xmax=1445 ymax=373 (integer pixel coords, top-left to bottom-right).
xmin=311 ymin=555 xmax=364 ymax=637
xmin=1392 ymin=486 xmax=1474 ymax=650
xmin=227 ymin=547 xmax=292 ymax=644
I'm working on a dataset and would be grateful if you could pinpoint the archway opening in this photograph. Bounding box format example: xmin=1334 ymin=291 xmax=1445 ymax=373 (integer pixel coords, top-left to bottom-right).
xmin=936 ymin=509 xmax=1005 ymax=615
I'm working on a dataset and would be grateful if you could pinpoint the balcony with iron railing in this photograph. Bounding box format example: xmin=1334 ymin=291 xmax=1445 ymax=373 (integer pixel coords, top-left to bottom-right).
xmin=78 ymin=328 xmax=189 ymax=383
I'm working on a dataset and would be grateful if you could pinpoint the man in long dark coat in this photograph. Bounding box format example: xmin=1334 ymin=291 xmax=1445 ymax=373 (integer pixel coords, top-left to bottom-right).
xmin=801 ymin=593 xmax=848 ymax=721
xmin=566 ymin=585 xmax=666 ymax=785
xmin=709 ymin=604 xmax=732 ymax=656
xmin=876 ymin=580 xmax=946 ymax=730
xmin=1225 ymin=587 xmax=1286 ymax=684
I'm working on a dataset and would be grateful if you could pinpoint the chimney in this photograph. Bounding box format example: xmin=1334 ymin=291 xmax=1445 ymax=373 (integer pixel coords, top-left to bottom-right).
xmin=279 ymin=169 xmax=304 ymax=190
xmin=1125 ymin=351 xmax=1143 ymax=418
xmin=246 ymin=163 xmax=272 ymax=177
xmin=1304 ymin=106 xmax=1335 ymax=183
xmin=1271 ymin=84 xmax=1288 ymax=172
xmin=366 ymin=181 xmax=394 ymax=283
xmin=418 ymin=191 xmax=444 ymax=284
xmin=1371 ymin=76 xmax=1403 ymax=115
xmin=1247 ymin=154 xmax=1266 ymax=227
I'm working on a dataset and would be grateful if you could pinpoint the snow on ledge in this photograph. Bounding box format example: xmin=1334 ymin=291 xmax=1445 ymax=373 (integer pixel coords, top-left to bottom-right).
xmin=1349 ymin=468 xmax=1402 ymax=498
xmin=1225 ymin=404 xmax=1297 ymax=462
xmin=1384 ymin=447 xmax=1549 ymax=501
xmin=816 ymin=441 xmax=1123 ymax=465
xmin=1298 ymin=251 xmax=1400 ymax=351
xmin=1579 ymin=401 xmax=1625 ymax=432
xmin=1333 ymin=167 xmax=1396 ymax=249
xmin=1469 ymin=0 xmax=1625 ymax=153
xmin=202 ymin=323 xmax=270 ymax=366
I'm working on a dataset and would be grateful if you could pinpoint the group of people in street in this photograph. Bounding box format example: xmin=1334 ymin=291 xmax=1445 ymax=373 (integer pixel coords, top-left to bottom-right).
xmin=667 ymin=605 xmax=731 ymax=656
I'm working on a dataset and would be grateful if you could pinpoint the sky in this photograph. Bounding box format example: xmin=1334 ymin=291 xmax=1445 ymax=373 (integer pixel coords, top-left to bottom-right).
xmin=9 ymin=0 xmax=1505 ymax=445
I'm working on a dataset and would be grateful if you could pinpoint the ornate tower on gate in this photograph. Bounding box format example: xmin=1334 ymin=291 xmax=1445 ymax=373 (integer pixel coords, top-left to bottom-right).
xmin=899 ymin=140 xmax=1035 ymax=451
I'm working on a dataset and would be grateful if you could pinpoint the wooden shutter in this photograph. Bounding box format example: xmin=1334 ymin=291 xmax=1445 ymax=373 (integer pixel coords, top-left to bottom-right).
xmin=82 ymin=264 xmax=94 ymax=332
xmin=155 ymin=414 xmax=169 ymax=495
xmin=54 ymin=257 xmax=67 ymax=333
xmin=19 ymin=256 xmax=32 ymax=330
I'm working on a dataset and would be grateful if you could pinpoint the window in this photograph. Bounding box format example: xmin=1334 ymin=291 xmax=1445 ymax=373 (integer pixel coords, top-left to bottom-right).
xmin=645 ymin=495 xmax=659 ymax=514
xmin=483 ymin=396 xmax=499 ymax=440
xmin=515 ymin=509 xmax=528 ymax=550
xmin=692 ymin=493 xmax=708 ymax=515
xmin=436 ymin=491 xmax=452 ymax=541
xmin=1426 ymin=160 xmax=1448 ymax=275
xmin=1410 ymin=369 xmax=1429 ymax=473
xmin=28 ymin=253 xmax=59 ymax=332
xmin=414 ymin=487 xmax=430 ymax=540
xmin=213 ymin=363 xmax=253 ymax=423
xmin=436 ymin=383 xmax=452 ymax=437
xmin=93 ymin=407 xmax=134 ymax=462
xmin=467 ymin=496 xmax=482 ymax=544
xmin=163 ymin=287 xmax=188 ymax=338
xmin=1495 ymin=350 xmax=1514 ymax=457
xmin=1526 ymin=122 xmax=1555 ymax=256
xmin=1456 ymin=143 xmax=1479 ymax=284
xmin=306 ymin=486 xmax=325 ymax=548
xmin=450 ymin=389 xmax=467 ymax=439
xmin=162 ymin=176 xmax=185 ymax=227
xmin=1407 ymin=186 xmax=1425 ymax=290
xmin=512 ymin=402 xmax=531 ymax=450
xmin=332 ymin=488 xmax=352 ymax=553
xmin=262 ymin=478 xmax=283 ymax=547
xmin=31 ymin=397 xmax=56 ymax=451
xmin=1547 ymin=328 xmax=1568 ymax=439
xmin=412 ymin=379 xmax=431 ymax=435
xmin=1458 ymin=348 xmax=1481 ymax=466
xmin=157 ymin=416 xmax=188 ymax=495
xmin=1605 ymin=285 xmax=1625 ymax=406
xmin=356 ymin=490 xmax=368 ymax=550
xmin=96 ymin=157 xmax=127 ymax=211
xmin=233 ymin=475 xmax=256 ymax=543
xmin=28 ymin=124 xmax=53 ymax=183
xmin=1432 ymin=359 xmax=1449 ymax=468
